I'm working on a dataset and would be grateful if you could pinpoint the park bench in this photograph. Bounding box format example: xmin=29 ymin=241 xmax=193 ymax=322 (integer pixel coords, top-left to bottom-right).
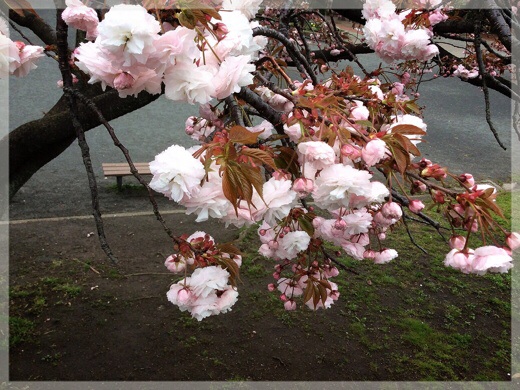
xmin=102 ymin=162 xmax=151 ymax=191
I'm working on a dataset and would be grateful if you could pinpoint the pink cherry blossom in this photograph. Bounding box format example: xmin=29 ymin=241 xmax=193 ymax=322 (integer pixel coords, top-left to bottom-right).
xmin=222 ymin=0 xmax=264 ymax=20
xmin=164 ymin=61 xmax=216 ymax=105
xmin=164 ymin=254 xmax=187 ymax=274
xmin=374 ymin=248 xmax=398 ymax=264
xmin=444 ymin=248 xmax=475 ymax=274
xmin=255 ymin=177 xmax=297 ymax=225
xmin=247 ymin=120 xmax=274 ymax=140
xmin=361 ymin=139 xmax=387 ymax=166
xmin=96 ymin=4 xmax=160 ymax=65
xmin=62 ymin=0 xmax=99 ymax=40
xmin=298 ymin=141 xmax=336 ymax=179
xmin=280 ymin=231 xmax=311 ymax=259
xmin=10 ymin=41 xmax=44 ymax=77
xmin=472 ymin=246 xmax=513 ymax=274
xmin=313 ymin=164 xmax=373 ymax=209
xmin=214 ymin=55 xmax=255 ymax=99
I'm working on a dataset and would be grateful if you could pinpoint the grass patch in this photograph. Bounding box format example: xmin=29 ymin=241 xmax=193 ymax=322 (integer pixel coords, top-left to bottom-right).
xmin=10 ymin=317 xmax=35 ymax=347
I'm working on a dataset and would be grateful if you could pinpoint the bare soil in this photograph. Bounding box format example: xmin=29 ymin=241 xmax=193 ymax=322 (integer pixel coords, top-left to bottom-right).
xmin=8 ymin=194 xmax=512 ymax=381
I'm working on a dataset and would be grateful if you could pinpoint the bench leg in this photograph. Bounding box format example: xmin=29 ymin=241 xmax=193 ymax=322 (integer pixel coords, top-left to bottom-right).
xmin=117 ymin=176 xmax=123 ymax=191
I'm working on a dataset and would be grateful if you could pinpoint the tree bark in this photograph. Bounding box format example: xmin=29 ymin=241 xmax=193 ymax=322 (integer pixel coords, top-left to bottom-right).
xmin=5 ymin=87 xmax=162 ymax=199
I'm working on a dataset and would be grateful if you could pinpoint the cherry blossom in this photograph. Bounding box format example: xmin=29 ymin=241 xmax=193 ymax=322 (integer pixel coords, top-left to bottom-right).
xmin=62 ymin=0 xmax=99 ymax=40
xmin=149 ymin=144 xmax=206 ymax=202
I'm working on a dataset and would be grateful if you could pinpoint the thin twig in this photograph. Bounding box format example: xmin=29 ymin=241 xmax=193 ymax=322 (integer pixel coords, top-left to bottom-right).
xmin=56 ymin=9 xmax=117 ymax=263
xmin=66 ymin=88 xmax=182 ymax=246
xmin=253 ymin=26 xmax=318 ymax=85
xmin=474 ymin=15 xmax=507 ymax=150
xmin=321 ymin=247 xmax=360 ymax=275
xmin=400 ymin=211 xmax=429 ymax=254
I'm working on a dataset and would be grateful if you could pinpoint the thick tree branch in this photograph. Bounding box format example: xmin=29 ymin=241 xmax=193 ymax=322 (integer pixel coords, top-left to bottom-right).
xmin=6 ymin=87 xmax=161 ymax=198
xmin=9 ymin=8 xmax=57 ymax=46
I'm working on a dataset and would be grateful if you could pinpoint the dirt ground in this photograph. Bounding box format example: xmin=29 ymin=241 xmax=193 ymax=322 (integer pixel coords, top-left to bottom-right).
xmin=8 ymin=185 xmax=513 ymax=382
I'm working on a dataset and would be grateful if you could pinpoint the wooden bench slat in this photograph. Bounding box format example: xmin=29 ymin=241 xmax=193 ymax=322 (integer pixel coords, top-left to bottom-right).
xmin=102 ymin=162 xmax=152 ymax=190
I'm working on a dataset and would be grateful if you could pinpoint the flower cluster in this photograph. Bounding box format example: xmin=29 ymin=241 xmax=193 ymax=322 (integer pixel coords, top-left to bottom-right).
xmin=0 ymin=17 xmax=44 ymax=78
xmin=72 ymin=2 xmax=264 ymax=100
xmin=12 ymin=0 xmax=512 ymax=320
xmin=164 ymin=231 xmax=241 ymax=320
xmin=61 ymin=0 xmax=99 ymax=40
xmin=362 ymin=0 xmax=444 ymax=62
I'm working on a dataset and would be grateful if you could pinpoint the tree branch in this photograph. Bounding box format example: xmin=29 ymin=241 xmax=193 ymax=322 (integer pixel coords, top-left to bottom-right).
xmin=56 ymin=7 xmax=117 ymax=263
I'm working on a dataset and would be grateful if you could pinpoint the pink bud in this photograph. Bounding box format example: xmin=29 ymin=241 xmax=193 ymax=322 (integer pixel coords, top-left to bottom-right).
xmin=333 ymin=219 xmax=347 ymax=231
xmin=340 ymin=144 xmax=361 ymax=160
xmin=259 ymin=229 xmax=267 ymax=236
xmin=292 ymin=177 xmax=314 ymax=197
xmin=273 ymin=272 xmax=280 ymax=280
xmin=459 ymin=173 xmax=475 ymax=187
xmin=280 ymin=294 xmax=288 ymax=302
xmin=213 ymin=22 xmax=229 ymax=40
xmin=506 ymin=232 xmax=520 ymax=250
xmin=284 ymin=300 xmax=297 ymax=310
xmin=432 ymin=190 xmax=445 ymax=204
xmin=412 ymin=180 xmax=427 ymax=193
xmin=268 ymin=240 xmax=279 ymax=249
xmin=408 ymin=199 xmax=425 ymax=214
xmin=381 ymin=202 xmax=403 ymax=220
xmin=114 ymin=72 xmax=134 ymax=90
xmin=325 ymin=266 xmax=339 ymax=278
xmin=177 ymin=288 xmax=191 ymax=304
xmin=267 ymin=283 xmax=276 ymax=292
xmin=449 ymin=235 xmax=466 ymax=250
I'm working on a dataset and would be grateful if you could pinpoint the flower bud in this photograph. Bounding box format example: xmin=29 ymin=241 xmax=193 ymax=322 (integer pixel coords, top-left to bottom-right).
xmin=506 ymin=232 xmax=520 ymax=250
xmin=284 ymin=300 xmax=297 ymax=310
xmin=408 ymin=199 xmax=425 ymax=214
xmin=449 ymin=235 xmax=466 ymax=250
xmin=459 ymin=173 xmax=475 ymax=187
xmin=340 ymin=144 xmax=361 ymax=160
xmin=381 ymin=202 xmax=403 ymax=220
xmin=114 ymin=72 xmax=134 ymax=90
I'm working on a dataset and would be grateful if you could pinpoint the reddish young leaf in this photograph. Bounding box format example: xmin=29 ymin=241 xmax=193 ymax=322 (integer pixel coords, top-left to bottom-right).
xmin=392 ymin=133 xmax=421 ymax=156
xmin=229 ymin=125 xmax=262 ymax=145
xmin=240 ymin=148 xmax=277 ymax=169
xmin=390 ymin=124 xmax=426 ymax=136
xmin=303 ymin=281 xmax=314 ymax=305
